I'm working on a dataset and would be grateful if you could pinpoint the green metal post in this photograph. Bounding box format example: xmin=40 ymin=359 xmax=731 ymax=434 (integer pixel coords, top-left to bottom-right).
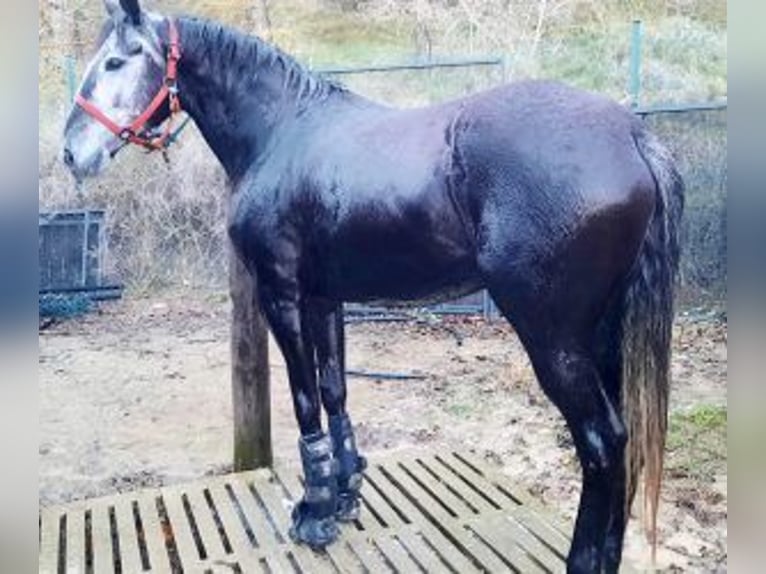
xmin=629 ymin=19 xmax=643 ymax=109
xmin=500 ymin=55 xmax=509 ymax=83
xmin=65 ymin=56 xmax=77 ymax=103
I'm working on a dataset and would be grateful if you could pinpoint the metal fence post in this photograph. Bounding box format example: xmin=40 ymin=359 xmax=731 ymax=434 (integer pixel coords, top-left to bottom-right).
xmin=482 ymin=290 xmax=492 ymax=320
xmin=500 ymin=55 xmax=508 ymax=83
xmin=629 ymin=19 xmax=643 ymax=109
xmin=65 ymin=55 xmax=78 ymax=102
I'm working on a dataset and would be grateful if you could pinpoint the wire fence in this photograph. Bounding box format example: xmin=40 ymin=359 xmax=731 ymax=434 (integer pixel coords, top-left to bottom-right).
xmin=642 ymin=107 xmax=726 ymax=303
xmin=38 ymin=17 xmax=726 ymax=309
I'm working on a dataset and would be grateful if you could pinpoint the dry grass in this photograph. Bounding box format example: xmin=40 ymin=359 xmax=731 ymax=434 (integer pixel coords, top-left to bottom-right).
xmin=40 ymin=128 xmax=228 ymax=292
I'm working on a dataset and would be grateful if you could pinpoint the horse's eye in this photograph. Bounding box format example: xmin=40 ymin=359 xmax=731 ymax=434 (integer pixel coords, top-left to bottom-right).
xmin=128 ymin=42 xmax=143 ymax=56
xmin=105 ymin=57 xmax=125 ymax=71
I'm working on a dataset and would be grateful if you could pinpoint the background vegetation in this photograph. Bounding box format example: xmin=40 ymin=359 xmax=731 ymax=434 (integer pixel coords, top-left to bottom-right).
xmin=39 ymin=0 xmax=727 ymax=301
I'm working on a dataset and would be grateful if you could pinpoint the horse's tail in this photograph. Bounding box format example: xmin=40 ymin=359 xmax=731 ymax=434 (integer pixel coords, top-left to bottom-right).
xmin=621 ymin=126 xmax=684 ymax=551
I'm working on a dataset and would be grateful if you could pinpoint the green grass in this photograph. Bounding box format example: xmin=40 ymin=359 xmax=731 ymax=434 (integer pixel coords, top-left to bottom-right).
xmin=267 ymin=4 xmax=411 ymax=66
xmin=642 ymin=17 xmax=727 ymax=102
xmin=666 ymin=404 xmax=727 ymax=483
xmin=684 ymin=405 xmax=727 ymax=429
xmin=446 ymin=402 xmax=472 ymax=418
xmin=536 ymin=25 xmax=632 ymax=99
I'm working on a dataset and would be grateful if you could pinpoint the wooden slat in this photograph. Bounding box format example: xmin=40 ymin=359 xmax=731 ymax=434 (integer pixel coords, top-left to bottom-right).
xmin=346 ymin=477 xmax=435 ymax=573
xmin=375 ymin=460 xmax=463 ymax=526
xmin=432 ymin=450 xmax=514 ymax=510
xmin=362 ymin=465 xmax=479 ymax=574
xmin=356 ymin=466 xmax=420 ymax=524
xmin=342 ymin=538 xmax=387 ymax=574
xmin=112 ymin=497 xmax=144 ymax=574
xmin=132 ymin=493 xmax=171 ymax=574
xmin=372 ymin=533 xmax=419 ymax=573
xmin=160 ymin=488 xmax=205 ymax=572
xmin=439 ymin=450 xmax=573 ymax=566
xmin=448 ymin=450 xmax=571 ymax=532
xmin=343 ymin=535 xmax=390 ymax=573
xmin=241 ymin=472 xmax=290 ymax=544
xmin=65 ymin=507 xmax=85 ymax=574
xmin=205 ymin=482 xmax=263 ymax=572
xmin=495 ymin=513 xmax=566 ymax=572
xmin=388 ymin=466 xmax=524 ymax=572
xmin=227 ymin=484 xmax=294 ymax=574
xmin=38 ymin=510 xmax=60 ymax=574
xmin=436 ymin=449 xmax=574 ymax=560
xmin=185 ymin=487 xmax=231 ymax=563
xmin=506 ymin=505 xmax=571 ymax=559
xmin=414 ymin=456 xmax=498 ymax=515
xmin=468 ymin=515 xmax=547 ymax=573
xmin=445 ymin=451 xmax=638 ymax=574
xmin=383 ymin=462 xmax=515 ymax=573
xmin=89 ymin=505 xmax=116 ymax=574
xmin=226 ymin=476 xmax=290 ymax=567
xmin=356 ymin=477 xmax=406 ymax=532
xmin=367 ymin=464 xmax=502 ymax=573
xmin=259 ymin=554 xmax=289 ymax=574
xmin=415 ymin=528 xmax=480 ymax=574
xmin=395 ymin=527 xmax=447 ymax=573
xmin=397 ymin=458 xmax=475 ymax=519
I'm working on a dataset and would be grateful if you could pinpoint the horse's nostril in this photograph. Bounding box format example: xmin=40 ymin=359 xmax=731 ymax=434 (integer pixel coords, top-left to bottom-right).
xmin=63 ymin=147 xmax=74 ymax=167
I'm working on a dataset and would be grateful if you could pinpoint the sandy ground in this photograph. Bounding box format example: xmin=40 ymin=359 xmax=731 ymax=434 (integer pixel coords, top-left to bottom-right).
xmin=39 ymin=292 xmax=726 ymax=572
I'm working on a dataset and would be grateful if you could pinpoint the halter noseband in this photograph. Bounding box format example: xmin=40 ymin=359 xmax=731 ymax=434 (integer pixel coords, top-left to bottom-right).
xmin=75 ymin=19 xmax=182 ymax=153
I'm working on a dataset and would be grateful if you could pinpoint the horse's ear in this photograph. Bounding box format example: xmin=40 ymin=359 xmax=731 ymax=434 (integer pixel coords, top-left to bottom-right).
xmin=119 ymin=0 xmax=142 ymax=26
xmin=103 ymin=0 xmax=142 ymax=26
xmin=104 ymin=0 xmax=122 ymax=20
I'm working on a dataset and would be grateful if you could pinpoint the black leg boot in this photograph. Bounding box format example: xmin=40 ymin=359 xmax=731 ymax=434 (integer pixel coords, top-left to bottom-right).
xmin=289 ymin=432 xmax=340 ymax=549
xmin=329 ymin=413 xmax=367 ymax=522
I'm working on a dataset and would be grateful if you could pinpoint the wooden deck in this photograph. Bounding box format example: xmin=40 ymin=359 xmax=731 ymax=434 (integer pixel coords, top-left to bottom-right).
xmin=39 ymin=449 xmax=635 ymax=573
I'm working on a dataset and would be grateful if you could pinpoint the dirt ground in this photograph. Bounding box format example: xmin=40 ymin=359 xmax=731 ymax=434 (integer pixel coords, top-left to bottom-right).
xmin=39 ymin=292 xmax=726 ymax=572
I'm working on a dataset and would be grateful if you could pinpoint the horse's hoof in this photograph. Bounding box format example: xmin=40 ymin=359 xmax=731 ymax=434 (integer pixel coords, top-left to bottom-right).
xmin=335 ymin=494 xmax=361 ymax=522
xmin=289 ymin=502 xmax=339 ymax=550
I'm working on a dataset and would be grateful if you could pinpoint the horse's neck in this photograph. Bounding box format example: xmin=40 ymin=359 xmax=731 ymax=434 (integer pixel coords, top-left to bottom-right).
xmin=174 ymin=17 xmax=338 ymax=182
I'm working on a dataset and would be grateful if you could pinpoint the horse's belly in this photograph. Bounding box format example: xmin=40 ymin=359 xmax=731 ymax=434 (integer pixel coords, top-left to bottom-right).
xmin=329 ymin=267 xmax=482 ymax=306
xmin=319 ymin=226 xmax=480 ymax=305
xmin=329 ymin=260 xmax=481 ymax=306
xmin=303 ymin=143 xmax=480 ymax=304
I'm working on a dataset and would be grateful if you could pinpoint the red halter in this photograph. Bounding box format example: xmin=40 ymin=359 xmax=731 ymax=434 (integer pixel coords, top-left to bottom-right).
xmin=75 ymin=19 xmax=182 ymax=152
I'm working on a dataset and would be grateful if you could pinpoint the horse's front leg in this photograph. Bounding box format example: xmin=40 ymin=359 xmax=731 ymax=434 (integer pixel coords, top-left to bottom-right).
xmin=257 ymin=283 xmax=339 ymax=549
xmin=308 ymin=300 xmax=367 ymax=522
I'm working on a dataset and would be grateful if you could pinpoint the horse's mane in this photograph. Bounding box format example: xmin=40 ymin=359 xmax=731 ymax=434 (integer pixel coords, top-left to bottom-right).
xmin=179 ymin=16 xmax=346 ymax=104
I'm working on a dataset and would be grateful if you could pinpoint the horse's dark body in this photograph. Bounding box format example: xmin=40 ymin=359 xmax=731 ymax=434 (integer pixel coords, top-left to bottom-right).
xmin=230 ymin=82 xmax=651 ymax=310
xmin=63 ymin=4 xmax=684 ymax=572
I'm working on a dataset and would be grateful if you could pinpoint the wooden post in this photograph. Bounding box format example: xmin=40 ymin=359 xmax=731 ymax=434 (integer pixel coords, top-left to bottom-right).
xmin=229 ymin=243 xmax=272 ymax=470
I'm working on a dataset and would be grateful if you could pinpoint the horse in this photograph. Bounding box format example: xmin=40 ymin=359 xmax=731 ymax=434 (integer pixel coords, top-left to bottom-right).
xmin=62 ymin=1 xmax=684 ymax=571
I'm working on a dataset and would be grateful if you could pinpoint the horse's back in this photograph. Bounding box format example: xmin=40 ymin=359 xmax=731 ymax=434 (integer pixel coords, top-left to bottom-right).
xmin=456 ymin=80 xmax=651 ymax=203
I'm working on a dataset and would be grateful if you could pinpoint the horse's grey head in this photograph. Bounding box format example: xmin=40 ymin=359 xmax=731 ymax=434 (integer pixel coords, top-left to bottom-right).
xmin=62 ymin=0 xmax=166 ymax=181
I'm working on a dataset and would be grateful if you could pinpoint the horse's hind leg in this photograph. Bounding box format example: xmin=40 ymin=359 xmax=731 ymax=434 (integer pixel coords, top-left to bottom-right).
xmin=308 ymin=299 xmax=367 ymax=521
xmin=495 ymin=296 xmax=627 ymax=573
xmin=594 ymin=298 xmax=630 ymax=572
xmin=531 ymin=338 xmax=625 ymax=574
xmin=483 ymin=240 xmax=634 ymax=573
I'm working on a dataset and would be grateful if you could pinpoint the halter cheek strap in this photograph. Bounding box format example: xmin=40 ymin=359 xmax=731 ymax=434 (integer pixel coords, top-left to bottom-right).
xmin=75 ymin=19 xmax=182 ymax=152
